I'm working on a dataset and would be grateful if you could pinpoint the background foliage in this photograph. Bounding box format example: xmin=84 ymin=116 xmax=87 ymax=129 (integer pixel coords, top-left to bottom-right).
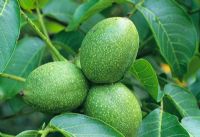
xmin=0 ymin=0 xmax=200 ymax=136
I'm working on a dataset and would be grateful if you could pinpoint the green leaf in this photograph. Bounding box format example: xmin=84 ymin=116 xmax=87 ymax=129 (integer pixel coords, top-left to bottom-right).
xmin=44 ymin=19 xmax=65 ymax=34
xmin=137 ymin=108 xmax=190 ymax=137
xmin=42 ymin=0 xmax=105 ymax=32
xmin=16 ymin=130 xmax=39 ymax=137
xmin=0 ymin=37 xmax=45 ymax=100
xmin=129 ymin=0 xmax=140 ymax=4
xmin=0 ymin=0 xmax=20 ymax=72
xmin=19 ymin=0 xmax=34 ymax=8
xmin=42 ymin=0 xmax=78 ymax=23
xmin=53 ymin=30 xmax=85 ymax=52
xmin=137 ymin=0 xmax=197 ymax=78
xmin=8 ymin=95 xmax=27 ymax=113
xmin=49 ymin=113 xmax=124 ymax=137
xmin=19 ymin=0 xmax=35 ymax=10
xmin=191 ymin=7 xmax=200 ymax=38
xmin=0 ymin=132 xmax=15 ymax=137
xmin=131 ymin=11 xmax=150 ymax=42
xmin=164 ymin=84 xmax=200 ymax=117
xmin=19 ymin=0 xmax=48 ymax=10
xmin=0 ymin=87 xmax=4 ymax=100
xmin=189 ymin=70 xmax=200 ymax=101
xmin=80 ymin=13 xmax=105 ymax=32
xmin=193 ymin=0 xmax=200 ymax=8
xmin=129 ymin=59 xmax=163 ymax=102
xmin=66 ymin=0 xmax=129 ymax=31
xmin=184 ymin=56 xmax=200 ymax=80
xmin=181 ymin=116 xmax=200 ymax=137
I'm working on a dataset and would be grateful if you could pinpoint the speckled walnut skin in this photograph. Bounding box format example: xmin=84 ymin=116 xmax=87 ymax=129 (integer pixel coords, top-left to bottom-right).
xmin=84 ymin=83 xmax=142 ymax=137
xmin=80 ymin=17 xmax=139 ymax=83
xmin=23 ymin=61 xmax=88 ymax=113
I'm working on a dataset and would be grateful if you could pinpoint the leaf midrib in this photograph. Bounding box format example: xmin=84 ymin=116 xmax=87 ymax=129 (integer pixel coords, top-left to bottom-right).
xmin=0 ymin=0 xmax=20 ymax=73
xmin=158 ymin=109 xmax=163 ymax=137
xmin=165 ymin=93 xmax=187 ymax=117
xmin=4 ymin=39 xmax=44 ymax=99
xmin=0 ymin=0 xmax=7 ymax=16
xmin=137 ymin=5 xmax=181 ymax=73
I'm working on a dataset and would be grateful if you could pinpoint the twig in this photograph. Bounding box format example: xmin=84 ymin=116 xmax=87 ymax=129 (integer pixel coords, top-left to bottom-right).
xmin=0 ymin=73 xmax=26 ymax=82
xmin=35 ymin=6 xmax=58 ymax=61
xmin=36 ymin=5 xmax=49 ymax=39
xmin=38 ymin=127 xmax=57 ymax=137
xmin=20 ymin=10 xmax=66 ymax=61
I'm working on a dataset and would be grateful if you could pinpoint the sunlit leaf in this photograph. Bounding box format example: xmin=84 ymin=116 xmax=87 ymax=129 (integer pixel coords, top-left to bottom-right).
xmin=0 ymin=37 xmax=45 ymax=100
xmin=66 ymin=0 xmax=130 ymax=31
xmin=137 ymin=0 xmax=197 ymax=78
xmin=181 ymin=116 xmax=200 ymax=137
xmin=129 ymin=59 xmax=163 ymax=102
xmin=164 ymin=84 xmax=200 ymax=117
xmin=0 ymin=0 xmax=20 ymax=72
xmin=49 ymin=113 xmax=124 ymax=137
xmin=43 ymin=0 xmax=78 ymax=23
xmin=138 ymin=108 xmax=190 ymax=137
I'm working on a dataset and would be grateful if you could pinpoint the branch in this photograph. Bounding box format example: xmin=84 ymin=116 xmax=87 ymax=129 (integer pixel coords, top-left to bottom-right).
xmin=39 ymin=127 xmax=57 ymax=137
xmin=36 ymin=5 xmax=49 ymax=39
xmin=0 ymin=73 xmax=26 ymax=82
xmin=20 ymin=10 xmax=66 ymax=61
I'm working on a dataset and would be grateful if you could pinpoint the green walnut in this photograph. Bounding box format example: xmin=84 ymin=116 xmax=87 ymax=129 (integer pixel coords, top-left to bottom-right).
xmin=23 ymin=61 xmax=88 ymax=113
xmin=80 ymin=17 xmax=139 ymax=83
xmin=84 ymin=83 xmax=142 ymax=137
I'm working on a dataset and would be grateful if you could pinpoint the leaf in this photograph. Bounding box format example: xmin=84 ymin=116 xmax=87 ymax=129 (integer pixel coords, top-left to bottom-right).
xmin=49 ymin=113 xmax=124 ymax=137
xmin=129 ymin=0 xmax=141 ymax=4
xmin=19 ymin=0 xmax=36 ymax=10
xmin=184 ymin=56 xmax=200 ymax=80
xmin=181 ymin=116 xmax=200 ymax=137
xmin=53 ymin=30 xmax=85 ymax=52
xmin=0 ymin=132 xmax=15 ymax=137
xmin=80 ymin=13 xmax=105 ymax=32
xmin=19 ymin=0 xmax=48 ymax=10
xmin=44 ymin=19 xmax=65 ymax=34
xmin=193 ymin=0 xmax=200 ymax=8
xmin=129 ymin=59 xmax=163 ymax=102
xmin=0 ymin=0 xmax=20 ymax=72
xmin=137 ymin=108 xmax=190 ymax=137
xmin=164 ymin=84 xmax=200 ymax=117
xmin=16 ymin=130 xmax=39 ymax=137
xmin=189 ymin=69 xmax=200 ymax=101
xmin=42 ymin=0 xmax=105 ymax=32
xmin=0 ymin=37 xmax=45 ymax=100
xmin=42 ymin=0 xmax=78 ymax=23
xmin=8 ymin=95 xmax=27 ymax=113
xmin=137 ymin=0 xmax=197 ymax=78
xmin=0 ymin=87 xmax=4 ymax=100
xmin=131 ymin=11 xmax=150 ymax=42
xmin=66 ymin=0 xmax=129 ymax=31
